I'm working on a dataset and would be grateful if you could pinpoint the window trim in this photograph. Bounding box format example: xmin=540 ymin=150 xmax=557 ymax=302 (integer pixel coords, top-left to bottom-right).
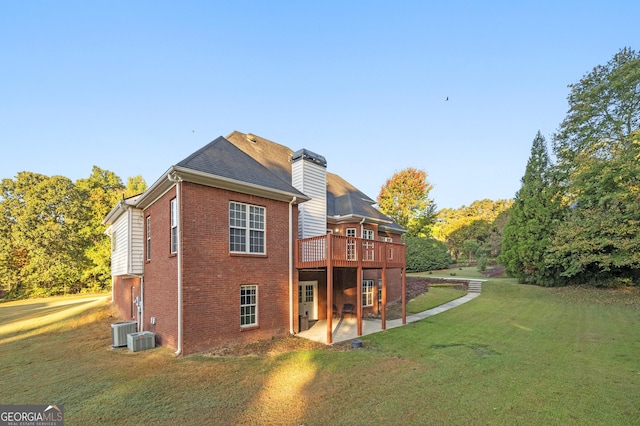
xmin=229 ymin=201 xmax=266 ymax=255
xmin=362 ymin=279 xmax=375 ymax=307
xmin=240 ymin=284 xmax=258 ymax=328
xmin=346 ymin=228 xmax=357 ymax=261
xmin=111 ymin=229 xmax=117 ymax=253
xmin=170 ymin=198 xmax=177 ymax=254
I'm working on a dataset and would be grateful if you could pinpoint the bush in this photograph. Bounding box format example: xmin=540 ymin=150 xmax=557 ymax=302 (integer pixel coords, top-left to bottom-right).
xmin=404 ymin=236 xmax=452 ymax=272
xmin=477 ymin=257 xmax=488 ymax=272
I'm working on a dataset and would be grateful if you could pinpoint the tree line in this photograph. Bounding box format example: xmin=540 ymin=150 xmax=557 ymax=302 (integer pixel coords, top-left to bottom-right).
xmin=0 ymin=167 xmax=146 ymax=298
xmin=379 ymin=47 xmax=639 ymax=287
xmin=500 ymin=47 xmax=640 ymax=287
xmin=377 ymin=167 xmax=511 ymax=272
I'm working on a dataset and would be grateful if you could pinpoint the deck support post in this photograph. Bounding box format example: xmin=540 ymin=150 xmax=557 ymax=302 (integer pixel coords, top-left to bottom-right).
xmin=381 ymin=266 xmax=387 ymax=330
xmin=356 ymin=265 xmax=362 ymax=336
xmin=326 ymin=234 xmax=333 ymax=344
xmin=401 ymin=267 xmax=406 ymax=325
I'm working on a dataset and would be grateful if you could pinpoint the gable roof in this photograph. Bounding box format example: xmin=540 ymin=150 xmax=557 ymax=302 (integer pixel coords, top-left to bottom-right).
xmin=176 ymin=136 xmax=307 ymax=197
xmin=226 ymin=131 xmax=404 ymax=233
xmin=134 ymin=136 xmax=308 ymax=210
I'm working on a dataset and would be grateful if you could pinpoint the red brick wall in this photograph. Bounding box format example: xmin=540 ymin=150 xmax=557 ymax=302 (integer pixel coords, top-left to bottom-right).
xmin=142 ymin=181 xmax=298 ymax=355
xmin=139 ymin=178 xmax=404 ymax=353
xmin=142 ymin=186 xmax=179 ymax=349
xmin=112 ymin=276 xmax=141 ymax=322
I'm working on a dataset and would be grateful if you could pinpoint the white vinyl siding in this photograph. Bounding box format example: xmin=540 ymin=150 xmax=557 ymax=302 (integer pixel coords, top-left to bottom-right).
xmin=292 ymin=157 xmax=327 ymax=239
xmin=129 ymin=209 xmax=144 ymax=273
xmin=110 ymin=208 xmax=144 ymax=276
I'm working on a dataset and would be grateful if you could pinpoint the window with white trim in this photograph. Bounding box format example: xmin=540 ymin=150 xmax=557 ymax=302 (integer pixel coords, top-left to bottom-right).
xmin=170 ymin=198 xmax=177 ymax=254
xmin=111 ymin=230 xmax=117 ymax=253
xmin=362 ymin=280 xmax=374 ymax=307
xmin=363 ymin=229 xmax=375 ymax=261
xmin=146 ymin=216 xmax=151 ymax=260
xmin=240 ymin=285 xmax=258 ymax=327
xmin=346 ymin=228 xmax=357 ymax=260
xmin=230 ymin=202 xmax=266 ymax=254
xmin=378 ymin=279 xmax=383 ymax=305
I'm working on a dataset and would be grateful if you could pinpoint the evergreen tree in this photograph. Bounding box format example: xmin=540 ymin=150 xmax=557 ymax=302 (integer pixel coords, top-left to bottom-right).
xmin=499 ymin=131 xmax=559 ymax=285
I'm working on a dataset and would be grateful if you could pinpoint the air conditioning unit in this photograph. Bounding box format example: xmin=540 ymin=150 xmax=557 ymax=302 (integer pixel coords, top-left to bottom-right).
xmin=127 ymin=331 xmax=156 ymax=352
xmin=111 ymin=321 xmax=138 ymax=348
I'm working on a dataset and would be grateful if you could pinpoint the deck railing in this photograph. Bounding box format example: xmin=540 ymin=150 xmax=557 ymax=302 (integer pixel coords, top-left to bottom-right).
xmin=297 ymin=234 xmax=406 ymax=269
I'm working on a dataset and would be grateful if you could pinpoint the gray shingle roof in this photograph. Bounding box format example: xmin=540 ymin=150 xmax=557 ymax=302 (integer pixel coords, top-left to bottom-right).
xmin=225 ymin=131 xmax=404 ymax=232
xmin=176 ymin=136 xmax=307 ymax=197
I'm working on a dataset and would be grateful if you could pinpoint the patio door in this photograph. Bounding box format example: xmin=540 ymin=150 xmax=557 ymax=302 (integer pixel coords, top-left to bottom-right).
xmin=298 ymin=281 xmax=318 ymax=320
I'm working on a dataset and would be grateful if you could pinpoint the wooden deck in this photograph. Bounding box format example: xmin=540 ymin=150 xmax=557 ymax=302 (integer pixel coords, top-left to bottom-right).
xmin=296 ymin=234 xmax=405 ymax=269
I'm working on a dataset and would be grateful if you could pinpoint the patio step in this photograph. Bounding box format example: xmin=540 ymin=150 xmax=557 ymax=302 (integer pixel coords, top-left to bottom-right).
xmin=468 ymin=280 xmax=482 ymax=293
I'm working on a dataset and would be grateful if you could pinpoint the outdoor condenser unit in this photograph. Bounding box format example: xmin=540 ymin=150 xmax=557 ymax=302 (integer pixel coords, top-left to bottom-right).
xmin=127 ymin=331 xmax=156 ymax=352
xmin=111 ymin=321 xmax=138 ymax=348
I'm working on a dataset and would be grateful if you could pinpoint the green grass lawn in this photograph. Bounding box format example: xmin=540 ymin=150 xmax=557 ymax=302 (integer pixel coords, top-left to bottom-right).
xmin=1 ymin=282 xmax=639 ymax=425
xmin=407 ymin=286 xmax=467 ymax=313
xmin=409 ymin=266 xmax=487 ymax=280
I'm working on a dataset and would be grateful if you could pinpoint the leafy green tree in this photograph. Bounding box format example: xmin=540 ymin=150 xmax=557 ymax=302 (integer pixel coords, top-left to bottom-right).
xmin=0 ymin=167 xmax=146 ymax=298
xmin=0 ymin=173 xmax=86 ymax=296
xmin=554 ymin=47 xmax=639 ymax=168
xmin=433 ymin=199 xmax=512 ymax=260
xmin=546 ymin=133 xmax=640 ymax=285
xmin=462 ymin=240 xmax=480 ymax=261
xmin=404 ymin=236 xmax=452 ymax=272
xmin=548 ymin=47 xmax=640 ymax=286
xmin=125 ymin=175 xmax=148 ymax=197
xmin=76 ymin=166 xmax=131 ymax=291
xmin=485 ymin=208 xmax=510 ymax=257
xmin=377 ymin=167 xmax=436 ymax=236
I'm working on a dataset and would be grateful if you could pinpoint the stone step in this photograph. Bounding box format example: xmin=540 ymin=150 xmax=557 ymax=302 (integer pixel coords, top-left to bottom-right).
xmin=467 ymin=280 xmax=482 ymax=293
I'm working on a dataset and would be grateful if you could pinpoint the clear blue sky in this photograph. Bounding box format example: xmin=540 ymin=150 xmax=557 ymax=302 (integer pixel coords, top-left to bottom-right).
xmin=1 ymin=1 xmax=637 ymax=209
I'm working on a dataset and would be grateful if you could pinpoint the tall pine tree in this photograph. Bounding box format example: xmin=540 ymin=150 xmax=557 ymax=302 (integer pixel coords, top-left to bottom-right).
xmin=499 ymin=131 xmax=559 ymax=285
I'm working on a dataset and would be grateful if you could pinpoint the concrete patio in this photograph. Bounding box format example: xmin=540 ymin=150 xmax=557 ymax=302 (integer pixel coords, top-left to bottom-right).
xmin=296 ymin=290 xmax=482 ymax=345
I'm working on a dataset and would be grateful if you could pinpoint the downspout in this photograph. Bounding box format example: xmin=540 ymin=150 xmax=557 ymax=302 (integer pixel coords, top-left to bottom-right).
xmin=359 ymin=217 xmax=366 ymax=236
xmin=168 ymin=172 xmax=183 ymax=356
xmin=139 ymin=275 xmax=144 ymax=332
xmin=289 ymin=196 xmax=297 ymax=335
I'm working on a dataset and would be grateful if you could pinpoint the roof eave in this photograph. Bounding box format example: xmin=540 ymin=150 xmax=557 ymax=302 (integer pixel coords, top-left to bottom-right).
xmin=136 ymin=166 xmax=310 ymax=209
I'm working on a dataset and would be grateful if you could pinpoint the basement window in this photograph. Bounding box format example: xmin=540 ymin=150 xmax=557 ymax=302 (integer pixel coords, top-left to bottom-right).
xmin=240 ymin=285 xmax=258 ymax=327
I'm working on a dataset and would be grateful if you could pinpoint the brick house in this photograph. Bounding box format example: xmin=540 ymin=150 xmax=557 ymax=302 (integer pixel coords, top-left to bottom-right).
xmin=104 ymin=131 xmax=406 ymax=355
